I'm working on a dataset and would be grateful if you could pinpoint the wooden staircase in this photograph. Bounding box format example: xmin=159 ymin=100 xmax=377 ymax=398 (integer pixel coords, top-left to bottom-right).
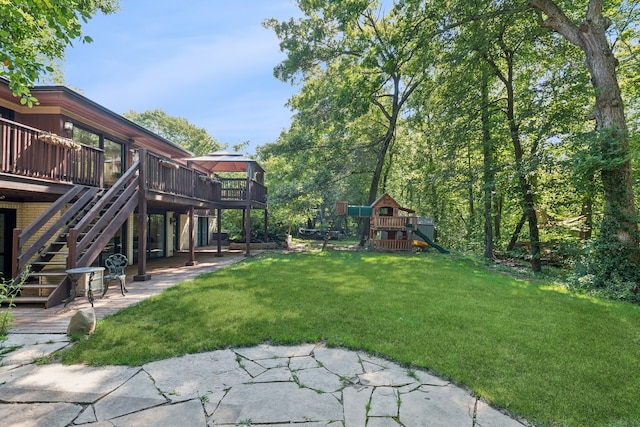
xmin=10 ymin=161 xmax=140 ymax=308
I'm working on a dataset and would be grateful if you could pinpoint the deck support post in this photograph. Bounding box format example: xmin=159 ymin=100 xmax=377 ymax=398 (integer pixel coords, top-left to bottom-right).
xmin=245 ymin=164 xmax=253 ymax=257
xmin=67 ymin=229 xmax=78 ymax=270
xmin=244 ymin=207 xmax=251 ymax=257
xmin=216 ymin=208 xmax=223 ymax=257
xmin=12 ymin=228 xmax=20 ymax=278
xmin=134 ymin=148 xmax=151 ymax=281
xmin=263 ymin=208 xmax=268 ymax=243
xmin=186 ymin=205 xmax=198 ymax=266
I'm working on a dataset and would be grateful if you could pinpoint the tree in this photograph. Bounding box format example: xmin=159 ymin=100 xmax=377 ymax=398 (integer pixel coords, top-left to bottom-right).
xmin=123 ymin=109 xmax=223 ymax=156
xmin=0 ymin=0 xmax=119 ymax=106
xmin=474 ymin=15 xmax=548 ymax=272
xmin=267 ymin=1 xmax=435 ymax=244
xmin=259 ymin=87 xmax=373 ymax=238
xmin=529 ymin=0 xmax=640 ymax=284
xmin=258 ymin=144 xmax=327 ymax=237
xmin=269 ymin=2 xmax=435 ymax=197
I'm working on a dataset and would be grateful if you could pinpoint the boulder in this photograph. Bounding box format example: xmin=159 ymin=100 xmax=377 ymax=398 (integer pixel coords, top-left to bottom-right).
xmin=67 ymin=308 xmax=96 ymax=335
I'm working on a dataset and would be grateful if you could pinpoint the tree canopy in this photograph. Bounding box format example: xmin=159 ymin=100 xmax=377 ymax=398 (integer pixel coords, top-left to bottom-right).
xmin=0 ymin=0 xmax=119 ymax=106
xmin=123 ymin=109 xmax=224 ymax=156
xmin=263 ymin=0 xmax=640 ymax=302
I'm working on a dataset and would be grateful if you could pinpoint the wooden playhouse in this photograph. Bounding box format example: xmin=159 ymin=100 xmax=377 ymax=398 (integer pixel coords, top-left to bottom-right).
xmin=336 ymin=193 xmax=446 ymax=252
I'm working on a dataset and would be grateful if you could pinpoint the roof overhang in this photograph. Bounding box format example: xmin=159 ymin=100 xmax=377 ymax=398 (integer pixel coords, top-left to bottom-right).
xmin=0 ymin=78 xmax=193 ymax=160
xmin=185 ymin=151 xmax=264 ymax=174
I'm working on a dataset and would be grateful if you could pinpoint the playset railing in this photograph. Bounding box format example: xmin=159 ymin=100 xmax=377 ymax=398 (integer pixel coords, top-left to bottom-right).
xmin=370 ymin=239 xmax=413 ymax=251
xmin=372 ymin=216 xmax=415 ymax=229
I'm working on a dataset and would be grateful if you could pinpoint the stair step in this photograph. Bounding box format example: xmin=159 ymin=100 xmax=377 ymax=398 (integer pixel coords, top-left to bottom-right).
xmin=59 ymin=233 xmax=89 ymax=239
xmin=19 ymin=281 xmax=61 ymax=298
xmin=21 ymin=283 xmax=59 ymax=290
xmin=41 ymin=251 xmax=69 ymax=256
xmin=28 ymin=272 xmax=67 ymax=277
xmin=51 ymin=241 xmax=67 ymax=246
xmin=7 ymin=296 xmax=49 ymax=304
xmin=42 ymin=241 xmax=66 ymax=248
xmin=32 ymin=261 xmax=67 ymax=266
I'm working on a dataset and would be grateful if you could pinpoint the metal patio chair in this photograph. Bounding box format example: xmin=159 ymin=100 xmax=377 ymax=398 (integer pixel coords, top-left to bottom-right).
xmin=102 ymin=253 xmax=128 ymax=297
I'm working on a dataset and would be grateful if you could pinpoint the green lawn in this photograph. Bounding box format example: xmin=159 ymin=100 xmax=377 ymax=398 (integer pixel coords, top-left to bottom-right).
xmin=60 ymin=250 xmax=640 ymax=427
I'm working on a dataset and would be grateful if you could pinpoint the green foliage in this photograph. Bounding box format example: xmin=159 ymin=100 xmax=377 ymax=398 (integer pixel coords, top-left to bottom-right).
xmin=0 ymin=267 xmax=29 ymax=338
xmin=257 ymin=150 xmax=324 ymax=235
xmin=68 ymin=332 xmax=88 ymax=343
xmin=266 ymin=0 xmax=434 ymax=212
xmin=573 ymin=128 xmax=640 ymax=180
xmin=123 ymin=109 xmax=224 ymax=155
xmin=571 ymin=223 xmax=640 ymax=304
xmin=0 ymin=0 xmax=119 ymax=104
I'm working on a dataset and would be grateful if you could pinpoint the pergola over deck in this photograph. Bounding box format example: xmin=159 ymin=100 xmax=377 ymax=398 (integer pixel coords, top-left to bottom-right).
xmin=186 ymin=152 xmax=268 ymax=257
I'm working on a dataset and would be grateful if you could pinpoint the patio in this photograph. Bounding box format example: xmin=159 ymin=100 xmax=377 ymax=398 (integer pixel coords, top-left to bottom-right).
xmin=7 ymin=248 xmax=254 ymax=334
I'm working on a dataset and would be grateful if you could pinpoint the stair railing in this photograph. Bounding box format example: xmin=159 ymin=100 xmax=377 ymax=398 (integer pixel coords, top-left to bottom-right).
xmin=67 ymin=160 xmax=140 ymax=269
xmin=11 ymin=186 xmax=99 ymax=277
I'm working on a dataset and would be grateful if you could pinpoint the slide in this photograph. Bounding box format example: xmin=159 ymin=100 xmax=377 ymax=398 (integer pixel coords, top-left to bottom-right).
xmin=413 ymin=228 xmax=450 ymax=254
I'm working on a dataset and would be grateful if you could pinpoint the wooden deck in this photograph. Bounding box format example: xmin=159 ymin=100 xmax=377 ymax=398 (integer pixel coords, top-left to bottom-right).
xmin=6 ymin=248 xmax=254 ymax=334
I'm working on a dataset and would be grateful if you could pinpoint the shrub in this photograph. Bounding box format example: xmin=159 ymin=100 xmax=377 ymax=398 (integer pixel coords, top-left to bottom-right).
xmin=0 ymin=267 xmax=29 ymax=338
xmin=570 ymin=239 xmax=640 ymax=304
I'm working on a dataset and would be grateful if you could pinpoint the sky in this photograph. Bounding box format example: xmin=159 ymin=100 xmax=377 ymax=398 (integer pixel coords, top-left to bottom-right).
xmin=62 ymin=1 xmax=303 ymax=155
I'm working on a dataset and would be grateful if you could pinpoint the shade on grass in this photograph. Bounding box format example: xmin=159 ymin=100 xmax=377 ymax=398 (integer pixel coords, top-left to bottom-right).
xmin=60 ymin=250 xmax=640 ymax=426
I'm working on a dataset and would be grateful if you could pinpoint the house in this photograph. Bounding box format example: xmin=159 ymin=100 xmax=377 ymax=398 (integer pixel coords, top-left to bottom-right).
xmin=0 ymin=78 xmax=267 ymax=307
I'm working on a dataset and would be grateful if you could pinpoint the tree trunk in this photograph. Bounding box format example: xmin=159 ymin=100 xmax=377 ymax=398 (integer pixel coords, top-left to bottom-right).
xmin=529 ymin=0 xmax=639 ymax=265
xmin=360 ymin=75 xmax=402 ymax=247
xmin=360 ymin=131 xmax=393 ymax=246
xmin=481 ymin=66 xmax=495 ymax=259
xmin=484 ymin=36 xmax=542 ymax=272
xmin=520 ymin=173 xmax=542 ymax=272
xmin=467 ymin=145 xmax=475 ymax=238
xmin=580 ymin=196 xmax=593 ymax=241
xmin=508 ymin=213 xmax=527 ymax=252
xmin=510 ymin=114 xmax=542 ymax=272
xmin=494 ymin=193 xmax=503 ymax=240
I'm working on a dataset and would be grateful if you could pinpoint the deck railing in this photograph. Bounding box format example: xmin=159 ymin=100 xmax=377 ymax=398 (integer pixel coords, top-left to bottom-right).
xmin=251 ymin=180 xmax=267 ymax=204
xmin=1 ymin=118 xmax=266 ymax=205
xmin=146 ymin=152 xmax=220 ymax=201
xmin=220 ymin=178 xmax=246 ymax=201
xmin=1 ymin=117 xmax=103 ymax=186
xmin=220 ymin=178 xmax=267 ymax=204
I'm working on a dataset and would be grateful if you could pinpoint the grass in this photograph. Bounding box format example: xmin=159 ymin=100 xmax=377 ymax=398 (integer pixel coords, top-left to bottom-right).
xmin=59 ymin=250 xmax=640 ymax=426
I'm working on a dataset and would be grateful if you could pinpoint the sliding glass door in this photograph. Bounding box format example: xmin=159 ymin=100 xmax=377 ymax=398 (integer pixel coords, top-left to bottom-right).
xmin=0 ymin=209 xmax=16 ymax=280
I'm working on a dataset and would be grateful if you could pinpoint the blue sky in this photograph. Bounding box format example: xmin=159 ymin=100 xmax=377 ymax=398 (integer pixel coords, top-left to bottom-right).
xmin=63 ymin=1 xmax=303 ymax=154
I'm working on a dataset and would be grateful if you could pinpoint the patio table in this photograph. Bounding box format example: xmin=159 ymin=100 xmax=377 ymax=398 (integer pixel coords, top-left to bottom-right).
xmin=64 ymin=266 xmax=105 ymax=307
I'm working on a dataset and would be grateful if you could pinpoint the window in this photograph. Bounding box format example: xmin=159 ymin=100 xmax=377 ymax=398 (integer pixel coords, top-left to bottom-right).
xmin=104 ymin=138 xmax=123 ymax=186
xmin=379 ymin=207 xmax=393 ymax=216
xmin=0 ymin=106 xmax=14 ymax=120
xmin=72 ymin=127 xmax=124 ymax=186
xmin=73 ymin=126 xmax=100 ymax=148
xmin=132 ymin=213 xmax=166 ymax=262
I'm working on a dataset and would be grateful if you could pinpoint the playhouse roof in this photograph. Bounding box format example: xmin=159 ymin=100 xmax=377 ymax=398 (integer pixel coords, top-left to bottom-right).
xmin=371 ymin=193 xmax=415 ymax=213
